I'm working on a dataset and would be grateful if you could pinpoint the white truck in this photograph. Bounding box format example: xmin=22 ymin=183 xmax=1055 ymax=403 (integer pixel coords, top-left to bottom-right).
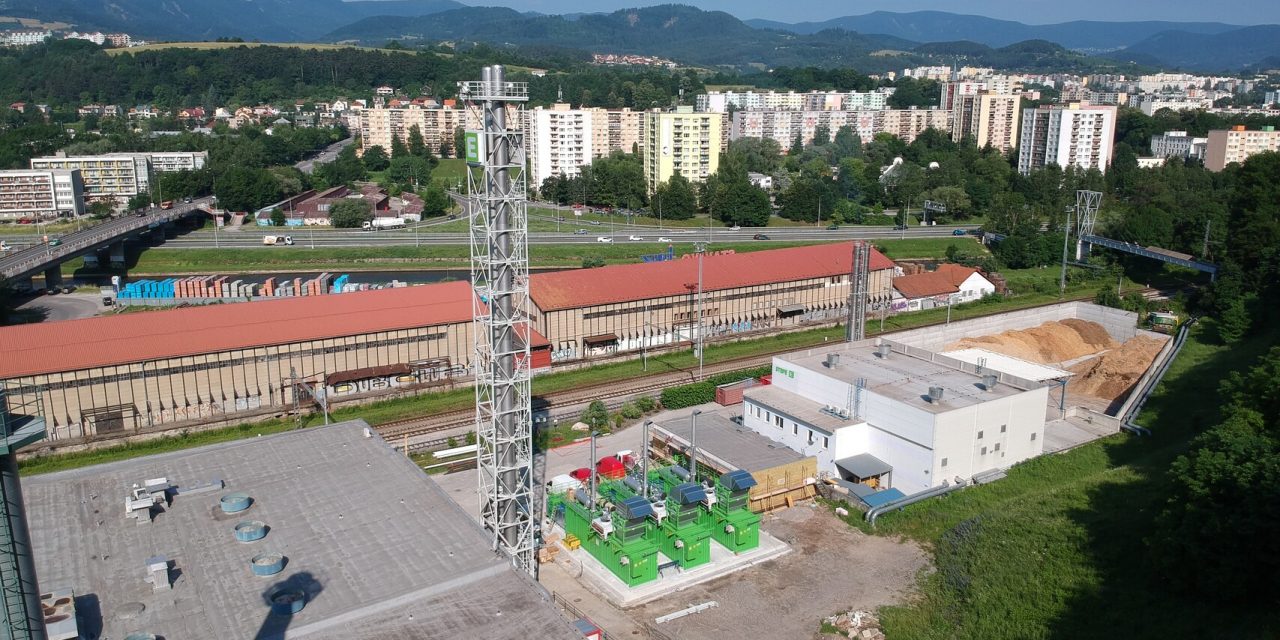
xmin=262 ymin=235 xmax=294 ymax=246
xmin=363 ymin=218 xmax=406 ymax=230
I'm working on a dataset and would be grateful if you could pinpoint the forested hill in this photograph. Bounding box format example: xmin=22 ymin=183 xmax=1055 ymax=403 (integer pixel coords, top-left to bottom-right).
xmin=325 ymin=4 xmax=1139 ymax=73
xmin=0 ymin=0 xmax=463 ymax=41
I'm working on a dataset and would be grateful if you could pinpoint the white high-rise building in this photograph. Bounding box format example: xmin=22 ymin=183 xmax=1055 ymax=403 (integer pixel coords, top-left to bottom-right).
xmin=526 ymin=104 xmax=596 ymax=189
xmin=1017 ymin=102 xmax=1118 ymax=175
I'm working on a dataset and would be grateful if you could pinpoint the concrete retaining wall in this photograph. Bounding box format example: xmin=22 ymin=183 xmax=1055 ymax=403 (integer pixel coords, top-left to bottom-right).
xmin=889 ymin=302 xmax=1142 ymax=351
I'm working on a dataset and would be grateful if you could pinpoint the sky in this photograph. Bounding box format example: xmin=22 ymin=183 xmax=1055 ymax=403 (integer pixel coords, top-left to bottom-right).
xmin=475 ymin=0 xmax=1280 ymax=25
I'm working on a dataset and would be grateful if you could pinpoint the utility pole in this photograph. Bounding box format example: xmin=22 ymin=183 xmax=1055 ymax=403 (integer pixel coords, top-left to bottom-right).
xmin=1202 ymin=219 xmax=1211 ymax=259
xmin=1059 ymin=206 xmax=1073 ymax=298
xmin=694 ymin=242 xmax=706 ymax=380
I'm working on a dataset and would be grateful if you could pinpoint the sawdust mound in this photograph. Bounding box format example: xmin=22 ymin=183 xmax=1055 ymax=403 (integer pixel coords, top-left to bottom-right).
xmin=1068 ymin=335 xmax=1168 ymax=403
xmin=945 ymin=320 xmax=1119 ymax=364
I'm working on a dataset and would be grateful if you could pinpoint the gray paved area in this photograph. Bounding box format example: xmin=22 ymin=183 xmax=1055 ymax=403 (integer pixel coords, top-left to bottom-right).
xmin=16 ymin=292 xmax=105 ymax=321
xmin=24 ymin=420 xmax=578 ymax=640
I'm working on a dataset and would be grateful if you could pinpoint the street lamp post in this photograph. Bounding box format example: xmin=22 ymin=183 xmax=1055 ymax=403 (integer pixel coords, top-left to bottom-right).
xmin=694 ymin=242 xmax=706 ymax=381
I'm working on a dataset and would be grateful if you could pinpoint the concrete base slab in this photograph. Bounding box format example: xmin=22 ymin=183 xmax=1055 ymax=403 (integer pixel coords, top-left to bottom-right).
xmin=1044 ymin=416 xmax=1118 ymax=453
xmin=551 ymin=526 xmax=791 ymax=608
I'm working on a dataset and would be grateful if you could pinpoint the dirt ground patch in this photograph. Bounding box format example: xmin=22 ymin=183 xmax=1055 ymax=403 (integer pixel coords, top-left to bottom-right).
xmin=946 ymin=319 xmax=1118 ymax=364
xmin=1068 ymin=335 xmax=1167 ymax=403
xmin=628 ymin=505 xmax=928 ymax=640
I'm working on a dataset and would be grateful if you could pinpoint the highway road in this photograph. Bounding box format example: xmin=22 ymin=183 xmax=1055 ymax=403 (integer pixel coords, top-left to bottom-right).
xmin=0 ymin=197 xmax=214 ymax=282
xmin=293 ymin=137 xmax=354 ymax=174
xmin=135 ymin=212 xmax=977 ymax=248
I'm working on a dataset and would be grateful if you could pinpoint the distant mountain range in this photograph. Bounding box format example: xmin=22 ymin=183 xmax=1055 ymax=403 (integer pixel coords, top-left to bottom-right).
xmin=0 ymin=2 xmax=1275 ymax=72
xmin=325 ymin=4 xmax=923 ymax=69
xmin=1108 ymin=25 xmax=1280 ymax=71
xmin=746 ymin=11 xmax=1243 ymax=52
xmin=0 ymin=0 xmax=464 ymax=41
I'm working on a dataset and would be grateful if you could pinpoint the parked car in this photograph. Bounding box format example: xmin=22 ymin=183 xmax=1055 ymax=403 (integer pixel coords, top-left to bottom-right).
xmin=657 ymin=236 xmax=672 ymax=243
xmin=628 ymin=235 xmax=644 ymax=241
xmin=573 ymin=229 xmax=588 ymax=235
xmin=952 ymin=229 xmax=967 ymax=235
xmin=62 ymin=285 xmax=75 ymax=294
xmin=752 ymin=233 xmax=770 ymax=240
xmin=728 ymin=225 xmax=742 ymax=231
xmin=596 ymin=236 xmax=613 ymax=243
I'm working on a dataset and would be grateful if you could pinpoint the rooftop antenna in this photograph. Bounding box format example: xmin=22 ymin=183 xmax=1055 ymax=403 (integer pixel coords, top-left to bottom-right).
xmin=461 ymin=66 xmax=536 ymax=576
xmin=557 ymin=84 xmax=563 ymax=103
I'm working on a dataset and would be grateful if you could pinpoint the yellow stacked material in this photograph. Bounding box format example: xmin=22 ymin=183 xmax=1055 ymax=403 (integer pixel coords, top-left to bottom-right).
xmin=563 ymin=534 xmax=581 ymax=550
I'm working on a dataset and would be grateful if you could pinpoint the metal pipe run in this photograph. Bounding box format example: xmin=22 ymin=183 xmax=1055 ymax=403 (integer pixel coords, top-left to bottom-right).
xmin=866 ymin=479 xmax=967 ymax=526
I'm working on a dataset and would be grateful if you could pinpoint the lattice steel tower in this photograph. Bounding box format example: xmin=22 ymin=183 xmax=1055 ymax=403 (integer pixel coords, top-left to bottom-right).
xmin=0 ymin=384 xmax=47 ymax=640
xmin=460 ymin=66 xmax=537 ymax=575
xmin=1074 ymin=190 xmax=1102 ymax=260
xmin=846 ymin=241 xmax=872 ymax=341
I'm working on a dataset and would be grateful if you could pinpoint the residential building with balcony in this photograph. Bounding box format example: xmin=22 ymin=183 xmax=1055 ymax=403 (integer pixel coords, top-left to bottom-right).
xmin=1017 ymin=102 xmax=1117 ymax=175
xmin=0 ymin=169 xmax=84 ymax=220
xmin=1149 ymin=131 xmax=1208 ymax=161
xmin=1204 ymin=125 xmax=1280 ymax=172
xmin=642 ymin=107 xmax=723 ymax=190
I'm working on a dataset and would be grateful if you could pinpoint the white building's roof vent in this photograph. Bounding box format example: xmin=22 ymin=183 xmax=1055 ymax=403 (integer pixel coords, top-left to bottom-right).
xmin=982 ymin=374 xmax=999 ymax=391
xmin=877 ymin=343 xmax=891 ymax=359
xmin=928 ymin=386 xmax=945 ymax=404
xmin=825 ymin=353 xmax=840 ymax=369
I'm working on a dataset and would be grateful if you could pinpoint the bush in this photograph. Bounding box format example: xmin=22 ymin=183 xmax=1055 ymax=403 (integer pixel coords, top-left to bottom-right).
xmin=634 ymin=396 xmax=657 ymax=413
xmin=660 ymin=366 xmax=772 ymax=410
xmin=620 ymin=402 xmax=644 ymax=420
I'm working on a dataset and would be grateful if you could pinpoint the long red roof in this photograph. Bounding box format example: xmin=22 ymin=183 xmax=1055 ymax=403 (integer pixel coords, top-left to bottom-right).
xmin=529 ymin=242 xmax=893 ymax=312
xmin=0 ymin=281 xmax=476 ymax=379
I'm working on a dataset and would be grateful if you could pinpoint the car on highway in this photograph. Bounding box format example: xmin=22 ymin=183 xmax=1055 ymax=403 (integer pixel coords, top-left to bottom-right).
xmin=753 ymin=233 xmax=770 ymax=240
xmin=183 ymin=197 xmax=192 ymax=203
xmin=596 ymin=236 xmax=613 ymax=243
xmin=47 ymin=238 xmax=61 ymax=246
xmin=826 ymin=223 xmax=840 ymax=230
xmin=0 ymin=241 xmax=9 ymax=252
xmin=894 ymin=224 xmax=909 ymax=231
xmin=728 ymin=225 xmax=742 ymax=231
xmin=574 ymin=229 xmax=587 ymax=235
xmin=953 ymin=229 xmax=967 ymax=235
xmin=657 ymin=236 xmax=672 ymax=243
xmin=589 ymin=220 xmax=601 ymax=225
xmin=136 ymin=211 xmax=147 ymax=217
xmin=628 ymin=235 xmax=644 ymax=241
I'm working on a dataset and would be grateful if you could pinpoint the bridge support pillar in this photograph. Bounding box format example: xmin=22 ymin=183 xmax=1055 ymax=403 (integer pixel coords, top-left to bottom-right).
xmin=109 ymin=241 xmax=126 ymax=266
xmin=43 ymin=265 xmax=62 ymax=290
xmin=83 ymin=252 xmax=99 ymax=268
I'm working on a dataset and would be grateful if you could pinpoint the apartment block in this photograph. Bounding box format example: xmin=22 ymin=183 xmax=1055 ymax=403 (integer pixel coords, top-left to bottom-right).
xmin=1017 ymin=102 xmax=1117 ymax=175
xmin=731 ymin=108 xmax=948 ymax=149
xmin=0 ymin=169 xmax=84 ymax=220
xmin=1204 ymin=126 xmax=1280 ymax=172
xmin=147 ymin=151 xmax=208 ymax=173
xmin=1264 ymin=91 xmax=1280 ymax=107
xmin=951 ymin=92 xmax=1022 ymax=154
xmin=1 ymin=30 xmax=51 ymax=47
xmin=525 ymin=103 xmax=643 ymax=188
xmin=698 ymin=90 xmax=891 ymax=114
xmin=29 ymin=154 xmax=151 ymax=199
xmin=642 ymin=107 xmax=723 ymax=190
xmin=1149 ymin=130 xmax=1207 ymax=161
xmin=1133 ymin=95 xmax=1213 ymax=116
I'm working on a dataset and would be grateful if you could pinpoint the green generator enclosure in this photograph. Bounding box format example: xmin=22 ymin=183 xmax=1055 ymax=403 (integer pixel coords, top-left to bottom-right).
xmin=563 ymin=493 xmax=659 ymax=587
xmin=711 ymin=470 xmax=761 ymax=553
xmin=659 ymin=482 xmax=713 ymax=568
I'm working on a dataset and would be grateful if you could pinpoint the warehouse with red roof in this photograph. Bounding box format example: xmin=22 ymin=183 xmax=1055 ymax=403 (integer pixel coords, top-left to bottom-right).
xmin=0 ymin=242 xmax=892 ymax=448
xmin=528 ymin=242 xmax=894 ymax=361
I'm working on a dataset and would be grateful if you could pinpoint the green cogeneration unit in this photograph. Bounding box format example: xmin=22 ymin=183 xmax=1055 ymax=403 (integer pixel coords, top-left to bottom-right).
xmin=544 ymin=460 xmax=763 ymax=588
xmin=710 ymin=469 xmax=761 ymax=553
xmin=556 ymin=490 xmax=659 ymax=587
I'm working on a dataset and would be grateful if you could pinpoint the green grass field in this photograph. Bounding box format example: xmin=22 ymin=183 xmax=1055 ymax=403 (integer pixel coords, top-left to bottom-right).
xmin=91 ymin=238 xmax=972 ymax=275
xmin=842 ymin=321 xmax=1280 ymax=638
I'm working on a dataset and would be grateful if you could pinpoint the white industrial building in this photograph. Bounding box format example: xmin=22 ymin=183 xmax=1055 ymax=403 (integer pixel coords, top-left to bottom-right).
xmin=741 ymin=339 xmax=1050 ymax=495
xmin=1150 ymin=131 xmax=1207 ymax=161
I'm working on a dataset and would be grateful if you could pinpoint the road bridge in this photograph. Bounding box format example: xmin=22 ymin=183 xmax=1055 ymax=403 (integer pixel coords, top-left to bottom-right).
xmin=0 ymin=198 xmax=213 ymax=287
